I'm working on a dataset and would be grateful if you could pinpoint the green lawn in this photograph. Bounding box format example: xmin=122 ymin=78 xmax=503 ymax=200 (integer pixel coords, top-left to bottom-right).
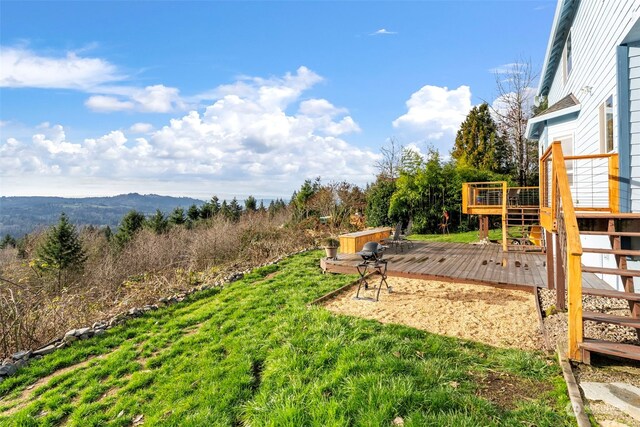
xmin=0 ymin=251 xmax=573 ymax=426
xmin=410 ymin=228 xmax=503 ymax=243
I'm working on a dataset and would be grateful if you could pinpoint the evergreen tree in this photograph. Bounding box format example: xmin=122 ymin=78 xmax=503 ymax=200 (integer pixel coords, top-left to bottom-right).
xmin=219 ymin=200 xmax=232 ymax=220
xmin=200 ymin=196 xmax=221 ymax=219
xmin=258 ymin=200 xmax=266 ymax=212
xmin=0 ymin=234 xmax=17 ymax=249
xmin=229 ymin=198 xmax=243 ymax=221
xmin=293 ymin=178 xmax=321 ymax=218
xmin=114 ymin=210 xmax=146 ymax=248
xmin=365 ymin=179 xmax=397 ymax=227
xmin=210 ymin=196 xmax=221 ymax=216
xmin=244 ymin=195 xmax=257 ymax=212
xmin=452 ymin=103 xmax=509 ymax=174
xmin=35 ymin=213 xmax=87 ymax=290
xmin=200 ymin=201 xmax=213 ymax=219
xmin=169 ymin=207 xmax=186 ymax=225
xmin=103 ymin=226 xmax=113 ymax=242
xmin=146 ymin=209 xmax=169 ymax=234
xmin=187 ymin=204 xmax=200 ymax=221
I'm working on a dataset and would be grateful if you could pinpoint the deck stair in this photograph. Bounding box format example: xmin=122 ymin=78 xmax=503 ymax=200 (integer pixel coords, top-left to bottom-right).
xmin=574 ymin=212 xmax=640 ymax=362
xmin=505 ymin=206 xmax=543 ymax=252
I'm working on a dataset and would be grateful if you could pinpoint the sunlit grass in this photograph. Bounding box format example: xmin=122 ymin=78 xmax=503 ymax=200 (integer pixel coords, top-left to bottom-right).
xmin=410 ymin=228 xmax=503 ymax=243
xmin=0 ymin=251 xmax=572 ymax=426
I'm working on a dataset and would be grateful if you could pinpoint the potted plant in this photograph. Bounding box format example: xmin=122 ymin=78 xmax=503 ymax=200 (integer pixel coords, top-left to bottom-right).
xmin=322 ymin=237 xmax=340 ymax=259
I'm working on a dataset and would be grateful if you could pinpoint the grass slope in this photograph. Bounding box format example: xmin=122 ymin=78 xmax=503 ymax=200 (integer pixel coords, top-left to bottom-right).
xmin=0 ymin=251 xmax=572 ymax=426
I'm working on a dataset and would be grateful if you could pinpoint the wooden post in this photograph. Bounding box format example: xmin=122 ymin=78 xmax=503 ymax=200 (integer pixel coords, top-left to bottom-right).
xmin=462 ymin=183 xmax=469 ymax=214
xmin=567 ymin=253 xmax=583 ymax=361
xmin=609 ymin=154 xmax=619 ymax=213
xmin=478 ymin=215 xmax=488 ymax=240
xmin=555 ymin=235 xmax=566 ymax=311
xmin=502 ymin=181 xmax=508 ymax=251
xmin=546 ymin=230 xmax=555 ymax=290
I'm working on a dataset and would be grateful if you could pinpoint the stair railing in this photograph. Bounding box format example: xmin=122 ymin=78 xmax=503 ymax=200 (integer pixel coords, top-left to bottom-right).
xmin=541 ymin=142 xmax=584 ymax=361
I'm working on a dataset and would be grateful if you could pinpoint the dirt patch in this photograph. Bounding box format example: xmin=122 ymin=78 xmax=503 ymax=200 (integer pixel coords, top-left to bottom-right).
xmin=323 ymin=277 xmax=543 ymax=350
xmin=263 ymin=271 xmax=279 ymax=280
xmin=474 ymin=370 xmax=553 ymax=410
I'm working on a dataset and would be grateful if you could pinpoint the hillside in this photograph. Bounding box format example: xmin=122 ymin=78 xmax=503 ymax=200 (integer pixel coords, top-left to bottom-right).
xmin=0 ymin=194 xmax=205 ymax=237
xmin=0 ymin=252 xmax=573 ymax=426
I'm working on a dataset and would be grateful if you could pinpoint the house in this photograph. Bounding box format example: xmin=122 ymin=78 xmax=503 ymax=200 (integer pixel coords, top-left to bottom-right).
xmin=527 ymin=0 xmax=640 ymax=292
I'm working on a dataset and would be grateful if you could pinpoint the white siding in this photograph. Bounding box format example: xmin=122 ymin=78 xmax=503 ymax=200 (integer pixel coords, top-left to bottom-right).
xmin=630 ymin=45 xmax=640 ymax=211
xmin=547 ymin=0 xmax=640 ymax=158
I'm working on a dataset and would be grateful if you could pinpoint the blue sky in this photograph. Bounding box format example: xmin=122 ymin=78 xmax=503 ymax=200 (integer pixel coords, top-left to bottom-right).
xmin=0 ymin=1 xmax=556 ymax=199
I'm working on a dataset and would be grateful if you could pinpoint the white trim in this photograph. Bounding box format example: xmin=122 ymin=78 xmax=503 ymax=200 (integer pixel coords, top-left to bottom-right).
xmin=528 ymin=103 xmax=581 ymax=125
xmin=525 ymin=103 xmax=581 ymax=139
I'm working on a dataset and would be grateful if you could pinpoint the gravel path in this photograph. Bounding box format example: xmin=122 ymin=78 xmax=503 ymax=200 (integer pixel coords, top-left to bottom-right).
xmin=323 ymin=277 xmax=544 ymax=350
xmin=538 ymin=288 xmax=639 ymax=348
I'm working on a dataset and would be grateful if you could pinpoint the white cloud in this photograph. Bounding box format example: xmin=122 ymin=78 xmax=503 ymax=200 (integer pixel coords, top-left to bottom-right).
xmin=129 ymin=122 xmax=154 ymax=133
xmin=85 ymin=95 xmax=135 ymax=112
xmin=393 ymin=85 xmax=472 ymax=149
xmin=85 ymin=85 xmax=185 ymax=113
xmin=0 ymin=47 xmax=122 ymax=90
xmin=299 ymin=99 xmax=345 ymax=117
xmin=2 ymin=67 xmax=378 ymax=198
xmin=371 ymin=28 xmax=397 ymax=35
xmin=1 ymin=46 xmax=189 ymax=114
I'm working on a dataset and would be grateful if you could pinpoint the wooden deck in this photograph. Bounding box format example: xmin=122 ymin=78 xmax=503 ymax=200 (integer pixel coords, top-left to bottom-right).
xmin=322 ymin=241 xmax=614 ymax=291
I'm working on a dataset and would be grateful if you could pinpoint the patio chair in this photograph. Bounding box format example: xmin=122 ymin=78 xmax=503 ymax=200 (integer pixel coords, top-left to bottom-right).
xmin=400 ymin=219 xmax=414 ymax=248
xmin=384 ymin=222 xmax=408 ymax=253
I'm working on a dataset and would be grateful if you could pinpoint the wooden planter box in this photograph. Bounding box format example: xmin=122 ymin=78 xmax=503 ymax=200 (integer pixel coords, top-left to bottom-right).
xmin=339 ymin=227 xmax=392 ymax=254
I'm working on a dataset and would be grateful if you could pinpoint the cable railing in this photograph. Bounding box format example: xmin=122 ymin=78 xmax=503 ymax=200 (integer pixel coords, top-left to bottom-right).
xmin=461 ymin=181 xmax=506 ymax=212
xmin=539 ymin=142 xmax=624 ymax=361
xmin=541 ymin=149 xmax=619 ymax=225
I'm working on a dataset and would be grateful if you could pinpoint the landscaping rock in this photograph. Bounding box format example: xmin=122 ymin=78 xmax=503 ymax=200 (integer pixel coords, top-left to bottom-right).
xmin=228 ymin=273 xmax=244 ymax=282
xmin=33 ymin=345 xmax=56 ymax=356
xmin=12 ymin=350 xmax=31 ymax=361
xmin=64 ymin=334 xmax=78 ymax=343
xmin=0 ymin=364 xmax=17 ymax=376
xmin=75 ymin=327 xmax=91 ymax=337
xmin=94 ymin=329 xmax=106 ymax=337
xmin=65 ymin=329 xmax=77 ymax=338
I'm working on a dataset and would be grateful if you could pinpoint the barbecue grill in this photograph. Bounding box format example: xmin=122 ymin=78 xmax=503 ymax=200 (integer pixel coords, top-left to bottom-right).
xmin=355 ymin=241 xmax=390 ymax=301
xmin=357 ymin=241 xmax=385 ymax=262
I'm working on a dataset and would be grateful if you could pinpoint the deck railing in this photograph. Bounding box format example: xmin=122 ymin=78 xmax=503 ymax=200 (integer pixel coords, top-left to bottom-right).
xmin=540 ymin=147 xmax=619 ymax=231
xmin=461 ymin=181 xmax=506 ymax=213
xmin=462 ymin=182 xmax=539 ymax=251
xmin=541 ymin=142 xmax=585 ymax=360
xmin=462 ymin=182 xmax=506 ymax=248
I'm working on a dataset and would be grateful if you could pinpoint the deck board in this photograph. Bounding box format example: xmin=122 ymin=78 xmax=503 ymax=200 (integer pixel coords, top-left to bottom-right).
xmin=323 ymin=241 xmax=547 ymax=290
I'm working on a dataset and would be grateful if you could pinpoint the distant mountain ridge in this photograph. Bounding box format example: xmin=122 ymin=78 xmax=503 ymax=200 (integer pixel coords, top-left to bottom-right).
xmin=0 ymin=193 xmax=205 ymax=237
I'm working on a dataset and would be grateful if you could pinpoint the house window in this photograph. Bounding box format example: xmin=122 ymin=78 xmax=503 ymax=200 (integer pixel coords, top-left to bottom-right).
xmin=600 ymin=95 xmax=614 ymax=152
xmin=563 ymin=32 xmax=573 ymax=82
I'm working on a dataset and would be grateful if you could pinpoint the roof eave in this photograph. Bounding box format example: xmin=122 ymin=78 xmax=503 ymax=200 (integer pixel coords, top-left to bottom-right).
xmin=526 ymin=103 xmax=581 ymax=140
xmin=536 ymin=0 xmax=580 ymax=97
